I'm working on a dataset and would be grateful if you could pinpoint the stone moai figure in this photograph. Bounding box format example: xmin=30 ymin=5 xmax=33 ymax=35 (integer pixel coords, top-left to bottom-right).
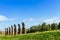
xmin=11 ymin=25 xmax=13 ymax=35
xmin=22 ymin=22 xmax=26 ymax=34
xmin=9 ymin=27 xmax=10 ymax=35
xmin=6 ymin=28 xmax=8 ymax=35
xmin=14 ymin=24 xmax=16 ymax=35
xmin=18 ymin=24 xmax=21 ymax=34
xmin=5 ymin=28 xmax=7 ymax=35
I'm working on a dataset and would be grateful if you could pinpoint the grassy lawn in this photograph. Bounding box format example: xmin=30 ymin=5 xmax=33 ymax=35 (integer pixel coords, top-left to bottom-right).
xmin=0 ymin=30 xmax=60 ymax=40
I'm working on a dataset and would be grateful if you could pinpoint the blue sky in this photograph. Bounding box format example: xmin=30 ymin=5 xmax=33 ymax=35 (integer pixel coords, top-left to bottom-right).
xmin=0 ymin=0 xmax=60 ymax=31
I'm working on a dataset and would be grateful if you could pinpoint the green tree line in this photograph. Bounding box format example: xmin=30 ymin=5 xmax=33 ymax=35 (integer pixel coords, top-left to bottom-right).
xmin=27 ymin=22 xmax=60 ymax=33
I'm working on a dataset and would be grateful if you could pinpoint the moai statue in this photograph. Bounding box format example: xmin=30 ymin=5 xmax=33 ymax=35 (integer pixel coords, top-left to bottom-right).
xmin=5 ymin=28 xmax=7 ymax=35
xmin=22 ymin=22 xmax=26 ymax=34
xmin=11 ymin=25 xmax=13 ymax=35
xmin=9 ymin=27 xmax=10 ymax=35
xmin=18 ymin=24 xmax=21 ymax=34
xmin=6 ymin=28 xmax=8 ymax=35
xmin=14 ymin=24 xmax=16 ymax=35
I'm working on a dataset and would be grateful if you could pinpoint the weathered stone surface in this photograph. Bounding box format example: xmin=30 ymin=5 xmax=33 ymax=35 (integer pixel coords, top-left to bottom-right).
xmin=22 ymin=22 xmax=26 ymax=34
xmin=14 ymin=24 xmax=16 ymax=35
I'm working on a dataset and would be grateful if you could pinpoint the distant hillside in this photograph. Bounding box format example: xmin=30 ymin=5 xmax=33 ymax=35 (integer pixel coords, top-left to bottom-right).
xmin=0 ymin=30 xmax=60 ymax=40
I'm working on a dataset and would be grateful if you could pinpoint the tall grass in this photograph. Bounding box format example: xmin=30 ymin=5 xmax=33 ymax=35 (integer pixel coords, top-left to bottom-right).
xmin=0 ymin=30 xmax=60 ymax=40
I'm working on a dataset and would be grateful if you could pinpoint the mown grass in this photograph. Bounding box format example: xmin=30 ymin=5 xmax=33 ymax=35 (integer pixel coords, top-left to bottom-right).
xmin=0 ymin=30 xmax=60 ymax=40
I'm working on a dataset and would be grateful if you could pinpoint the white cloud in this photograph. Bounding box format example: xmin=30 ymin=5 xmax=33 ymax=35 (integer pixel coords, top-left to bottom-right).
xmin=0 ymin=15 xmax=8 ymax=21
xmin=22 ymin=18 xmax=42 ymax=22
xmin=22 ymin=18 xmax=33 ymax=22
xmin=22 ymin=17 xmax=60 ymax=24
xmin=43 ymin=17 xmax=60 ymax=24
xmin=28 ymin=18 xmax=34 ymax=22
xmin=0 ymin=15 xmax=15 ymax=22
xmin=29 ymin=18 xmax=43 ymax=22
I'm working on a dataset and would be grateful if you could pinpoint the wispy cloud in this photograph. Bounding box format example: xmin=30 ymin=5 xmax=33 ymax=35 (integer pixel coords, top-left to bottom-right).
xmin=22 ymin=18 xmax=42 ymax=22
xmin=43 ymin=17 xmax=60 ymax=24
xmin=28 ymin=18 xmax=33 ymax=22
xmin=0 ymin=15 xmax=8 ymax=21
xmin=0 ymin=15 xmax=16 ymax=22
xmin=22 ymin=17 xmax=60 ymax=24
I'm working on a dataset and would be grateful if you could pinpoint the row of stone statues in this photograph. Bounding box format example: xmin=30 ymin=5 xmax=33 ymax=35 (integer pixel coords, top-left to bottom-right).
xmin=5 ymin=22 xmax=26 ymax=35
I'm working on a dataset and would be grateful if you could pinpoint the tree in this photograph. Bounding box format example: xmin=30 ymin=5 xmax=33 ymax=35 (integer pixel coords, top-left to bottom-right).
xmin=18 ymin=24 xmax=21 ymax=34
xmin=29 ymin=24 xmax=41 ymax=33
xmin=22 ymin=22 xmax=26 ymax=34
xmin=27 ymin=29 xmax=30 ymax=33
xmin=47 ymin=24 xmax=51 ymax=31
xmin=41 ymin=23 xmax=47 ymax=31
xmin=51 ymin=23 xmax=57 ymax=30
xmin=58 ymin=22 xmax=60 ymax=29
xmin=36 ymin=25 xmax=41 ymax=32
xmin=14 ymin=24 xmax=16 ymax=35
xmin=30 ymin=26 xmax=36 ymax=33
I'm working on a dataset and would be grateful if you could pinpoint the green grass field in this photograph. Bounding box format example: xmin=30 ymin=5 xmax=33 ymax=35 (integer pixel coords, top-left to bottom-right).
xmin=0 ymin=30 xmax=60 ymax=40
